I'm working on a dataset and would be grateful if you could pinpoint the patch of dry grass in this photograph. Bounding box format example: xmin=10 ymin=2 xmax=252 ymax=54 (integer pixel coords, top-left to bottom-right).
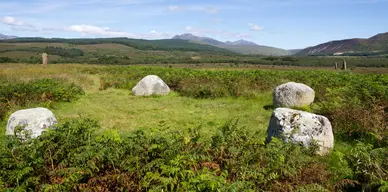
xmin=0 ymin=64 xmax=101 ymax=91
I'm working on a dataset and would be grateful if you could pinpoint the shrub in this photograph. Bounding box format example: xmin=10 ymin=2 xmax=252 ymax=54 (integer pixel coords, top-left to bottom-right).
xmin=84 ymin=66 xmax=387 ymax=146
xmin=44 ymin=46 xmax=84 ymax=58
xmin=0 ymin=118 xmax=329 ymax=191
xmin=343 ymin=142 xmax=388 ymax=191
xmin=318 ymin=74 xmax=388 ymax=145
xmin=0 ymin=78 xmax=84 ymax=119
xmin=0 ymin=57 xmax=14 ymax=63
xmin=0 ymin=111 xmax=385 ymax=191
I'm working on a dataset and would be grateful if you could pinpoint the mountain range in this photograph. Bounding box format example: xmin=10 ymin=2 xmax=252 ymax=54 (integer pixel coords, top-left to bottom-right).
xmin=2 ymin=32 xmax=388 ymax=56
xmin=225 ymin=39 xmax=257 ymax=46
xmin=0 ymin=33 xmax=17 ymax=40
xmin=296 ymin=32 xmax=388 ymax=56
xmin=172 ymin=33 xmax=289 ymax=56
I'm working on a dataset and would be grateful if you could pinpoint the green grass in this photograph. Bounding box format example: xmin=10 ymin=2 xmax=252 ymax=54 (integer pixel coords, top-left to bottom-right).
xmin=53 ymin=88 xmax=273 ymax=136
xmin=0 ymin=63 xmax=274 ymax=138
xmin=0 ymin=64 xmax=386 ymax=191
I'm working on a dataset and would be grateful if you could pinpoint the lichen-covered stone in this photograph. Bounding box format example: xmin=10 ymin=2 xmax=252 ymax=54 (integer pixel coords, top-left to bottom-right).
xmin=132 ymin=75 xmax=170 ymax=96
xmin=42 ymin=53 xmax=48 ymax=67
xmin=273 ymin=82 xmax=315 ymax=108
xmin=6 ymin=108 xmax=57 ymax=140
xmin=266 ymin=108 xmax=334 ymax=155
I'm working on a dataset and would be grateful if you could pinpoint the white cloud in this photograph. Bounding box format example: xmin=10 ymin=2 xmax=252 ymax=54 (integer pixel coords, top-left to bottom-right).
xmin=1 ymin=16 xmax=36 ymax=28
xmin=185 ymin=26 xmax=193 ymax=31
xmin=1 ymin=16 xmax=37 ymax=31
xmin=185 ymin=26 xmax=252 ymax=39
xmin=1 ymin=16 xmax=25 ymax=26
xmin=64 ymin=24 xmax=172 ymax=39
xmin=249 ymin=23 xmax=263 ymax=31
xmin=65 ymin=25 xmax=130 ymax=36
xmin=135 ymin=30 xmax=172 ymax=39
xmin=167 ymin=5 xmax=180 ymax=11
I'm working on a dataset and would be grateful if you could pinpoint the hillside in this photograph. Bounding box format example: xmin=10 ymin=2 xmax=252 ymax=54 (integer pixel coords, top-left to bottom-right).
xmin=1 ymin=37 xmax=233 ymax=54
xmin=172 ymin=33 xmax=289 ymax=56
xmin=1 ymin=36 xmax=388 ymax=67
xmin=218 ymin=44 xmax=289 ymax=55
xmin=0 ymin=41 xmax=237 ymax=64
xmin=297 ymin=32 xmax=388 ymax=56
xmin=287 ymin=49 xmax=303 ymax=55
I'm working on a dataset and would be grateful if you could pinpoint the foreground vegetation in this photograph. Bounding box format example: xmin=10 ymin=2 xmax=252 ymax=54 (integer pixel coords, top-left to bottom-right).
xmin=0 ymin=64 xmax=387 ymax=191
xmin=3 ymin=118 xmax=386 ymax=191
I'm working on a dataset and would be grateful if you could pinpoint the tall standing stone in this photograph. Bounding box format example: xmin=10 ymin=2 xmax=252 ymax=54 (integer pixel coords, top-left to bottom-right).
xmin=42 ymin=53 xmax=48 ymax=67
xmin=342 ymin=60 xmax=347 ymax=70
xmin=335 ymin=62 xmax=338 ymax=69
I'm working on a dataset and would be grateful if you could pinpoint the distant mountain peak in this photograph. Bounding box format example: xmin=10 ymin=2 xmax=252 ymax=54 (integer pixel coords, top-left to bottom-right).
xmin=173 ymin=34 xmax=257 ymax=46
xmin=172 ymin=33 xmax=224 ymax=46
xmin=229 ymin=39 xmax=257 ymax=46
xmin=172 ymin=33 xmax=197 ymax=39
xmin=0 ymin=33 xmax=17 ymax=40
xmin=172 ymin=33 xmax=288 ymax=56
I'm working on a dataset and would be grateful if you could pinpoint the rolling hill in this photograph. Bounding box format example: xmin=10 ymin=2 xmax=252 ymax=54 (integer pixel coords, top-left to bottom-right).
xmin=225 ymin=39 xmax=257 ymax=46
xmin=296 ymin=32 xmax=388 ymax=56
xmin=0 ymin=36 xmax=255 ymax=65
xmin=1 ymin=37 xmax=234 ymax=54
xmin=172 ymin=33 xmax=289 ymax=56
xmin=171 ymin=33 xmax=225 ymax=46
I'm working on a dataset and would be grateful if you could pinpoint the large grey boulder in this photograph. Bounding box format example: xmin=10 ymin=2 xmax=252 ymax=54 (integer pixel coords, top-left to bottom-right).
xmin=273 ymin=82 xmax=315 ymax=108
xmin=132 ymin=75 xmax=170 ymax=96
xmin=266 ymin=108 xmax=334 ymax=155
xmin=6 ymin=108 xmax=57 ymax=139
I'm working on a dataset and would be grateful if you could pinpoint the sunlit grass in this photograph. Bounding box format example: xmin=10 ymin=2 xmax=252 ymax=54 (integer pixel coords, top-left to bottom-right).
xmin=53 ymin=88 xmax=273 ymax=136
xmin=0 ymin=63 xmax=274 ymax=137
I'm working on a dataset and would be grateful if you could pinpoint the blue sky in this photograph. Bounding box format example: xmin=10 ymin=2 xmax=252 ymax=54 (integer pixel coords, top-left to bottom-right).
xmin=1 ymin=0 xmax=387 ymax=49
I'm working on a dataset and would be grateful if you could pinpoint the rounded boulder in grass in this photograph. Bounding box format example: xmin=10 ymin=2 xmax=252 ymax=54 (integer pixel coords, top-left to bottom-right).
xmin=273 ymin=82 xmax=315 ymax=108
xmin=132 ymin=75 xmax=170 ymax=96
xmin=266 ymin=108 xmax=334 ymax=155
xmin=6 ymin=107 xmax=58 ymax=140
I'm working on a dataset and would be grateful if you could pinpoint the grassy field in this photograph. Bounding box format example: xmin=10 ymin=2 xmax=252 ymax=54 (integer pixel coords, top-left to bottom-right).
xmin=0 ymin=63 xmax=386 ymax=191
xmin=0 ymin=64 xmax=271 ymax=135
xmin=54 ymin=90 xmax=272 ymax=135
xmin=138 ymin=63 xmax=388 ymax=74
xmin=0 ymin=63 xmax=386 ymax=134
